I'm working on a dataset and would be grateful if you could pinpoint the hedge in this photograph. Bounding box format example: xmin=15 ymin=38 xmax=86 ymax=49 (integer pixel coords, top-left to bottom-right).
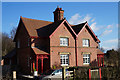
xmin=68 ymin=66 xmax=120 ymax=80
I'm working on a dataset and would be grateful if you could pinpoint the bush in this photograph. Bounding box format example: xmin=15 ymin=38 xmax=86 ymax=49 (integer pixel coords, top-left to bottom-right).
xmin=69 ymin=66 xmax=120 ymax=80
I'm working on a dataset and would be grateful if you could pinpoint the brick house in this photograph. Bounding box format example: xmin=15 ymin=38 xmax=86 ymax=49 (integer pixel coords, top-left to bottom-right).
xmin=13 ymin=7 xmax=104 ymax=74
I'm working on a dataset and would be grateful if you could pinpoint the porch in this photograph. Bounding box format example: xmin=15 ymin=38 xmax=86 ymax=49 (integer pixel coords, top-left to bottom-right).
xmin=32 ymin=48 xmax=49 ymax=74
xmin=97 ymin=54 xmax=104 ymax=67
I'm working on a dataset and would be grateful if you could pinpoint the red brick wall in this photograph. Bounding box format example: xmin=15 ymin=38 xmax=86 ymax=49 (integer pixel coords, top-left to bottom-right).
xmin=16 ymin=22 xmax=34 ymax=74
xmin=77 ymin=26 xmax=98 ymax=66
xmin=50 ymin=23 xmax=76 ymax=68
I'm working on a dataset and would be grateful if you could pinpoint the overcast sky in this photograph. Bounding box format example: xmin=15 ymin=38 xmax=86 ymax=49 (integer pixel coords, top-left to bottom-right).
xmin=2 ymin=2 xmax=118 ymax=52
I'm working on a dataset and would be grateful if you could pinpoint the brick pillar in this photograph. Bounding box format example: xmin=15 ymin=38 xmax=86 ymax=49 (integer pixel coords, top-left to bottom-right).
xmin=98 ymin=57 xmax=99 ymax=67
xmin=100 ymin=57 xmax=101 ymax=67
xmin=33 ymin=61 xmax=34 ymax=71
xmin=103 ymin=57 xmax=104 ymax=67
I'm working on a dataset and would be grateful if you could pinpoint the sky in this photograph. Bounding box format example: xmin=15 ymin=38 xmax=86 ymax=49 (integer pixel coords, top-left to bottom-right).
xmin=2 ymin=2 xmax=118 ymax=52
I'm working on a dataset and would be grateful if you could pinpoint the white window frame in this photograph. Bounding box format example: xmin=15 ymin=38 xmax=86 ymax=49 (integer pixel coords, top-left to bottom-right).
xmin=83 ymin=39 xmax=89 ymax=47
xmin=83 ymin=54 xmax=90 ymax=65
xmin=60 ymin=54 xmax=69 ymax=66
xmin=60 ymin=37 xmax=68 ymax=46
xmin=17 ymin=40 xmax=20 ymax=48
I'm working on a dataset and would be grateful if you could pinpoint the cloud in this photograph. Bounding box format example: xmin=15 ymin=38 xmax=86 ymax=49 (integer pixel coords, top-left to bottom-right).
xmin=69 ymin=13 xmax=91 ymax=25
xmin=102 ymin=46 xmax=118 ymax=51
xmin=102 ymin=39 xmax=118 ymax=51
xmin=91 ymin=18 xmax=95 ymax=22
xmin=103 ymin=39 xmax=118 ymax=43
xmin=69 ymin=13 xmax=100 ymax=32
xmin=106 ymin=24 xmax=113 ymax=29
xmin=99 ymin=30 xmax=112 ymax=37
xmin=90 ymin=22 xmax=99 ymax=32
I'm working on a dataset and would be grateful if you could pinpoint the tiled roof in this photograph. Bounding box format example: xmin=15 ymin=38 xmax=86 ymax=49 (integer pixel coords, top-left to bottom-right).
xmin=71 ymin=22 xmax=86 ymax=34
xmin=21 ymin=17 xmax=63 ymax=37
xmin=32 ymin=48 xmax=49 ymax=55
xmin=97 ymin=49 xmax=104 ymax=54
xmin=20 ymin=16 xmax=100 ymax=42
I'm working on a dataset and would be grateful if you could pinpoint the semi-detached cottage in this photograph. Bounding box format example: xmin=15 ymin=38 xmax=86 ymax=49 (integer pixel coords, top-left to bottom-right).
xmin=13 ymin=7 xmax=104 ymax=74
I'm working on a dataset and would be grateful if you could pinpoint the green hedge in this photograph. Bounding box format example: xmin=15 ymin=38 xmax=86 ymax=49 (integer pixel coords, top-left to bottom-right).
xmin=101 ymin=67 xmax=120 ymax=79
xmin=68 ymin=66 xmax=120 ymax=80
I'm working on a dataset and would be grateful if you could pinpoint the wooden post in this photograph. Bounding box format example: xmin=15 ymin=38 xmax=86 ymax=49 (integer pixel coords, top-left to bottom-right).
xmin=73 ymin=68 xmax=75 ymax=80
xmin=62 ymin=67 xmax=66 ymax=80
xmin=99 ymin=68 xmax=101 ymax=80
xmin=89 ymin=69 xmax=91 ymax=80
xmin=13 ymin=71 xmax=16 ymax=80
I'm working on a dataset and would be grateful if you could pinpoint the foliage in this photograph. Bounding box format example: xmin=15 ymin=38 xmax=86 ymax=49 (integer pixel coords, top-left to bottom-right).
xmin=2 ymin=65 xmax=21 ymax=79
xmin=10 ymin=27 xmax=17 ymax=40
xmin=74 ymin=67 xmax=89 ymax=80
xmin=2 ymin=33 xmax=15 ymax=56
xmin=33 ymin=67 xmax=36 ymax=71
xmin=52 ymin=62 xmax=61 ymax=70
xmin=100 ymin=47 xmax=105 ymax=53
xmin=104 ymin=49 xmax=119 ymax=67
xmin=2 ymin=27 xmax=17 ymax=57
xmin=70 ymin=66 xmax=120 ymax=80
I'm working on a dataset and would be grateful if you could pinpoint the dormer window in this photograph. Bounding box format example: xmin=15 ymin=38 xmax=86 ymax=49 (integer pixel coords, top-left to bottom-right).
xmin=83 ymin=39 xmax=89 ymax=47
xmin=60 ymin=37 xmax=68 ymax=46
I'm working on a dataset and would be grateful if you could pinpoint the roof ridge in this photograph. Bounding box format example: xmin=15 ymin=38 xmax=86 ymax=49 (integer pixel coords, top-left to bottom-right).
xmin=20 ymin=16 xmax=53 ymax=23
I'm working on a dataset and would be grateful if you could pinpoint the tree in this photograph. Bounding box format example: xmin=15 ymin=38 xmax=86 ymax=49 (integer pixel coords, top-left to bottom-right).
xmin=2 ymin=27 xmax=17 ymax=56
xmin=2 ymin=33 xmax=15 ymax=56
xmin=10 ymin=27 xmax=17 ymax=40
xmin=105 ymin=49 xmax=119 ymax=67
xmin=100 ymin=47 xmax=105 ymax=52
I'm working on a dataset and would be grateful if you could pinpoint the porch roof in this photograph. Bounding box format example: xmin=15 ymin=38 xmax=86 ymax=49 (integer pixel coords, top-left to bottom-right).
xmin=97 ymin=49 xmax=104 ymax=55
xmin=97 ymin=49 xmax=104 ymax=57
xmin=32 ymin=48 xmax=49 ymax=55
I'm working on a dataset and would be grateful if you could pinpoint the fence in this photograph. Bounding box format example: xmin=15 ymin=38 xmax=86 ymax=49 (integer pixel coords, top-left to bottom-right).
xmin=62 ymin=66 xmax=120 ymax=80
xmin=62 ymin=66 xmax=75 ymax=80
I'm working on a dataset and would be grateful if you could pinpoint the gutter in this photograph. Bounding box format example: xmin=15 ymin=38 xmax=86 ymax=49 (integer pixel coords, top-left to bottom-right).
xmin=75 ymin=36 xmax=78 ymax=66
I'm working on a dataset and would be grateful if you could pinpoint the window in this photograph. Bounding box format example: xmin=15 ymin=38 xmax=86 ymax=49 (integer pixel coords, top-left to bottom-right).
xmin=28 ymin=38 xmax=30 ymax=46
xmin=83 ymin=54 xmax=90 ymax=65
xmin=60 ymin=54 xmax=69 ymax=66
xmin=27 ymin=57 xmax=29 ymax=67
xmin=60 ymin=38 xmax=68 ymax=46
xmin=83 ymin=39 xmax=89 ymax=47
xmin=17 ymin=40 xmax=20 ymax=48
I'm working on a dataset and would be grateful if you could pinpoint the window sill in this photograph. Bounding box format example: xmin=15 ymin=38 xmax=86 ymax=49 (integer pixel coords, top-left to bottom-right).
xmin=83 ymin=63 xmax=90 ymax=65
xmin=60 ymin=45 xmax=68 ymax=47
xmin=82 ymin=46 xmax=90 ymax=48
xmin=61 ymin=64 xmax=69 ymax=66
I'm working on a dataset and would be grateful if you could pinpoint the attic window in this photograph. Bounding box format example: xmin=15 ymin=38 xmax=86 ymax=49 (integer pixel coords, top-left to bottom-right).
xmin=83 ymin=39 xmax=89 ymax=47
xmin=60 ymin=37 xmax=68 ymax=46
xmin=17 ymin=40 xmax=20 ymax=48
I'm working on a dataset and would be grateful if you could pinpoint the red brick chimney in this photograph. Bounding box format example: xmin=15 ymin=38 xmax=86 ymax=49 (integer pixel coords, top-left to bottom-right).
xmin=53 ymin=6 xmax=64 ymax=22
